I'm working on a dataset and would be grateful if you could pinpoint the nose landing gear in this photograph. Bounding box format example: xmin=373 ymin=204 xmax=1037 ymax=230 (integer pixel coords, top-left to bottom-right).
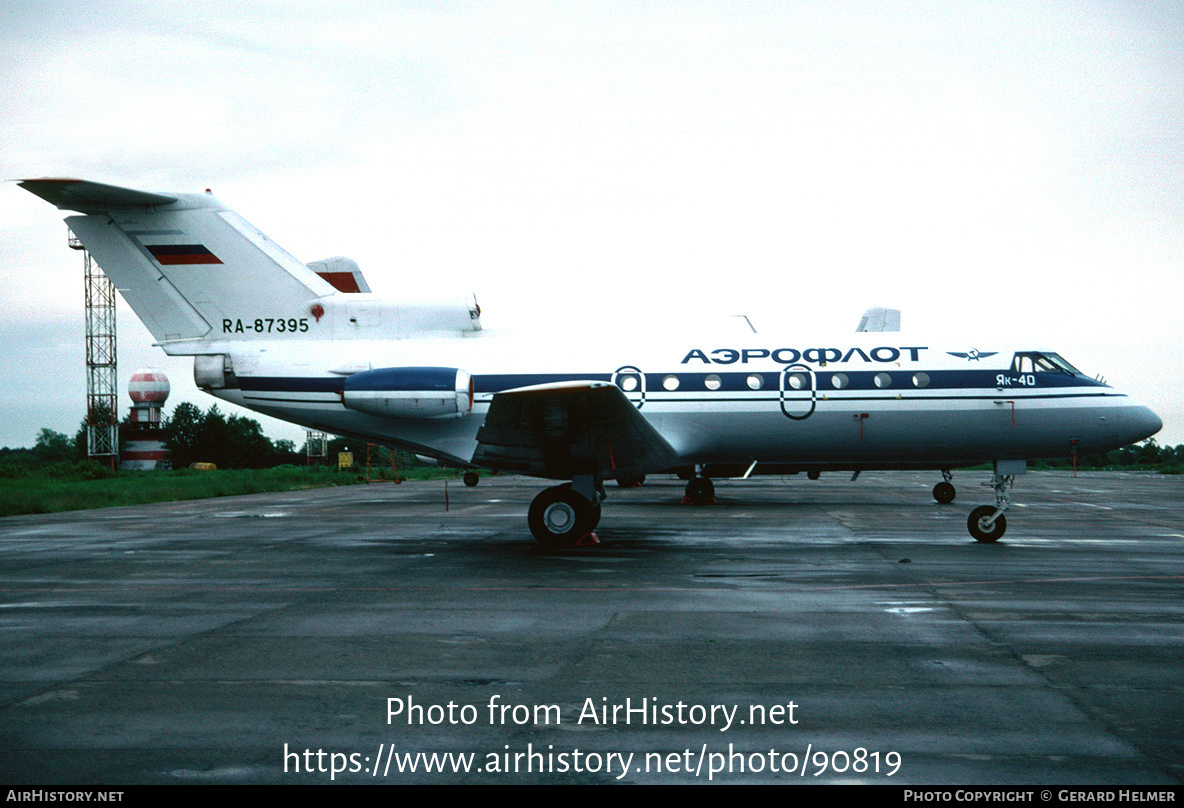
xmin=682 ymin=473 xmax=716 ymax=505
xmin=968 ymin=465 xmax=1022 ymax=542
xmin=933 ymin=470 xmax=956 ymax=504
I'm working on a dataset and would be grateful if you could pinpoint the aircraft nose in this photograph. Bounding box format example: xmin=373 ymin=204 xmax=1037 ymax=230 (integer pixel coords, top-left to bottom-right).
xmin=1123 ymin=405 xmax=1163 ymax=445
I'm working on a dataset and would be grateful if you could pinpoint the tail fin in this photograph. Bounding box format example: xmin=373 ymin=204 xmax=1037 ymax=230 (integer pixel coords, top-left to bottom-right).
xmin=855 ymin=307 xmax=901 ymax=332
xmin=20 ymin=178 xmax=336 ymax=352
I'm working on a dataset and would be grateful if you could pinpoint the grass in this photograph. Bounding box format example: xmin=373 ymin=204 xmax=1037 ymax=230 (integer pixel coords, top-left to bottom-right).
xmin=0 ymin=463 xmax=459 ymax=517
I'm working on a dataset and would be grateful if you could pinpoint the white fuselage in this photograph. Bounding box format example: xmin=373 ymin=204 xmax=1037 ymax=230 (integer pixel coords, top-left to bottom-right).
xmin=196 ymin=329 xmax=1160 ymax=476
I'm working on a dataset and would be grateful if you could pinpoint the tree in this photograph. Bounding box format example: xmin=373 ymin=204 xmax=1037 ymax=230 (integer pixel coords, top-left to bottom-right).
xmin=33 ymin=429 xmax=75 ymax=463
xmin=163 ymin=402 xmax=204 ymax=467
xmin=71 ymin=401 xmax=117 ymax=460
xmin=163 ymin=402 xmax=279 ymax=468
xmin=223 ymin=413 xmax=273 ymax=468
xmin=1137 ymin=438 xmax=1162 ymax=465
xmin=73 ymin=420 xmax=88 ymax=459
xmin=196 ymin=405 xmax=232 ymax=467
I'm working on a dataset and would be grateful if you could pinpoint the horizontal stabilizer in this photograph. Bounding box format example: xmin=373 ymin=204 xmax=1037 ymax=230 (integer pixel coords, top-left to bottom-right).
xmin=473 ymin=381 xmax=677 ymax=479
xmin=307 ymin=257 xmax=371 ymax=293
xmin=18 ymin=178 xmax=178 ymax=212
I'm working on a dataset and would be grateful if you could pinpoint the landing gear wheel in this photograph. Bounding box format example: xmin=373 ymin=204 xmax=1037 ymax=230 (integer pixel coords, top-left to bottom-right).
xmin=529 ymin=484 xmax=598 ymax=547
xmin=968 ymin=505 xmax=1006 ymax=543
xmin=463 ymin=471 xmax=480 ymax=487
xmin=684 ymin=477 xmax=715 ymax=504
xmin=807 ymin=470 xmax=821 ymax=480
xmin=587 ymin=502 xmax=602 ymax=530
xmin=933 ymin=481 xmax=956 ymax=504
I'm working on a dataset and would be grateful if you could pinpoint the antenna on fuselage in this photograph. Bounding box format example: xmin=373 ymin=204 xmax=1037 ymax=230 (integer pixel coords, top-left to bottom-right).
xmin=731 ymin=314 xmax=758 ymax=334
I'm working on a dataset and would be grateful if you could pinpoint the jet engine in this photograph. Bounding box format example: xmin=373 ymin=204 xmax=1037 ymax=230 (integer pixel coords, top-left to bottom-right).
xmin=342 ymin=366 xmax=473 ymax=419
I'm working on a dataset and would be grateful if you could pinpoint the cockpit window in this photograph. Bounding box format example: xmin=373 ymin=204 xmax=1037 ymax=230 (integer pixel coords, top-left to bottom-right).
xmin=1043 ymin=353 xmax=1083 ymax=375
xmin=1011 ymin=352 xmax=1082 ymax=376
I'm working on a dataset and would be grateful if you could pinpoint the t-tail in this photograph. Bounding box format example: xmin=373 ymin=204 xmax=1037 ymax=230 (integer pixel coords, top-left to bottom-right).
xmin=17 ymin=178 xmax=481 ymax=354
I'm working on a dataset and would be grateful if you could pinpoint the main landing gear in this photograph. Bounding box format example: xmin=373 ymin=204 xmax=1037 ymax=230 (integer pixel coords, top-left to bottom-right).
xmin=528 ymin=477 xmax=603 ymax=548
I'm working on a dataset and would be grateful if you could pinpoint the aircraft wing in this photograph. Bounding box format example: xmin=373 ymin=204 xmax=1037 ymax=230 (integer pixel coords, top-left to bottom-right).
xmin=472 ymin=381 xmax=678 ymax=480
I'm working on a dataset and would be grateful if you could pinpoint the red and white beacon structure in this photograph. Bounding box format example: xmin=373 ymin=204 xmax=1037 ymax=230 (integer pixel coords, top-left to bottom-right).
xmin=121 ymin=369 xmax=170 ymax=470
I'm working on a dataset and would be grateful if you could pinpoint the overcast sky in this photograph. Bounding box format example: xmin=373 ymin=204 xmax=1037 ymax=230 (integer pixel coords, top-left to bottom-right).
xmin=2 ymin=0 xmax=1181 ymax=450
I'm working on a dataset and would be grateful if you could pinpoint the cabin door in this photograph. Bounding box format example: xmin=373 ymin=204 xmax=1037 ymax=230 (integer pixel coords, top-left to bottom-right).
xmin=779 ymin=365 xmax=816 ymax=420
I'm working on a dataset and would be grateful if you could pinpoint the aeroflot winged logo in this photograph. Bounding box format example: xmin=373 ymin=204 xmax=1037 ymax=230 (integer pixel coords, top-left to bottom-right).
xmin=947 ymin=349 xmax=998 ymax=361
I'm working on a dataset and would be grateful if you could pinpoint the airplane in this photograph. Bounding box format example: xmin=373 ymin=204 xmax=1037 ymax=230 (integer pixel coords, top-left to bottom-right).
xmin=19 ymin=178 xmax=1163 ymax=546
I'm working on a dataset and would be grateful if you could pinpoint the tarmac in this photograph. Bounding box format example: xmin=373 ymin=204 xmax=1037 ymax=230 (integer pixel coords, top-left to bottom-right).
xmin=0 ymin=469 xmax=1181 ymax=785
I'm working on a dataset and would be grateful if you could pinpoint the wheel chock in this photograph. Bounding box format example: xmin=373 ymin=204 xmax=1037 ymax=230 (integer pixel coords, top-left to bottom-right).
xmin=576 ymin=532 xmax=600 ymax=546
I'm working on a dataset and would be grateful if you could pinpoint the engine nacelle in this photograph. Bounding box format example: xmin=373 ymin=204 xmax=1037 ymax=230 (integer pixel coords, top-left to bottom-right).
xmin=342 ymin=367 xmax=473 ymax=420
xmin=194 ymin=354 xmax=234 ymax=389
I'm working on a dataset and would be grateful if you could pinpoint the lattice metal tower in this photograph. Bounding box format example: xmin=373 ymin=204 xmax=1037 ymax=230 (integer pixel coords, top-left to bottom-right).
xmin=72 ymin=231 xmax=118 ymax=468
xmin=306 ymin=430 xmax=328 ymax=465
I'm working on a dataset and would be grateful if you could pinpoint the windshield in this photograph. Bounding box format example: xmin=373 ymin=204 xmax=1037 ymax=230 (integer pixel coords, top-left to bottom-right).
xmin=1011 ymin=351 xmax=1083 ymax=376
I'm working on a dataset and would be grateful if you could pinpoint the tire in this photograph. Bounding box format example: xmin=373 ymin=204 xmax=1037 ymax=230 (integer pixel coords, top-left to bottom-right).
xmin=933 ymin=481 xmax=956 ymax=504
xmin=529 ymin=485 xmax=596 ymax=547
xmin=968 ymin=505 xmax=1006 ymax=543
xmin=685 ymin=477 xmax=715 ymax=504
xmin=463 ymin=471 xmax=480 ymax=487
xmin=588 ymin=502 xmax=602 ymax=530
